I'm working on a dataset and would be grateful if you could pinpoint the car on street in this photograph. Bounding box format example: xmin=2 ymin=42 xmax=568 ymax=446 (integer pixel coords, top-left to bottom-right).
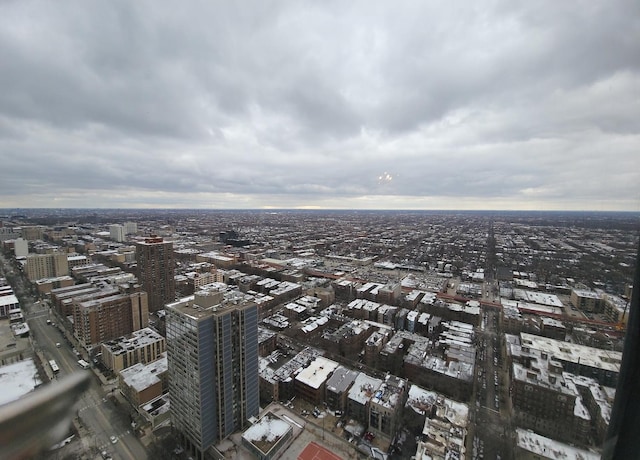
xmin=110 ymin=435 xmax=118 ymax=444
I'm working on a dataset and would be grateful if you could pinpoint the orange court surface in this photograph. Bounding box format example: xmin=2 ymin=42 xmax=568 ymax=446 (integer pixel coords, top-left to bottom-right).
xmin=297 ymin=441 xmax=343 ymax=460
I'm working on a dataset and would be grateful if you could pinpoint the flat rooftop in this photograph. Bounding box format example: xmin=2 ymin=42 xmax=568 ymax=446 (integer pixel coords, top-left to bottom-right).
xmin=121 ymin=353 xmax=168 ymax=391
xmin=371 ymin=375 xmax=406 ymax=410
xmin=166 ymin=289 xmax=255 ymax=320
xmin=295 ymin=356 xmax=339 ymax=390
xmin=0 ymin=294 xmax=19 ymax=308
xmin=516 ymin=428 xmax=599 ymax=460
xmin=242 ymin=411 xmax=292 ymax=456
xmin=102 ymin=327 xmax=164 ymax=355
xmin=521 ymin=333 xmax=621 ymax=372
xmin=326 ymin=366 xmax=359 ymax=394
xmin=348 ymin=372 xmax=383 ymax=405
xmin=0 ymin=358 xmax=41 ymax=406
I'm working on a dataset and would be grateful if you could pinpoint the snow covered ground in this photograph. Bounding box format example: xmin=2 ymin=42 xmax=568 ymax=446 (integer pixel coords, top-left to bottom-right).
xmin=0 ymin=358 xmax=41 ymax=406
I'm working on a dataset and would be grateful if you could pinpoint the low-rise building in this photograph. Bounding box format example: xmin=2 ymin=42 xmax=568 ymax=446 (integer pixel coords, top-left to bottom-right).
xmin=67 ymin=254 xmax=90 ymax=269
xmin=540 ymin=317 xmax=566 ymax=340
xmin=140 ymin=394 xmax=171 ymax=430
xmin=364 ymin=330 xmax=388 ymax=368
xmin=512 ymin=358 xmax=590 ymax=445
xmin=570 ymin=289 xmax=602 ymax=312
xmin=347 ymin=373 xmax=383 ymax=423
xmin=269 ymin=281 xmax=302 ymax=303
xmin=0 ymin=358 xmax=41 ymax=406
xmin=283 ymin=302 xmax=306 ymax=320
xmin=0 ymin=292 xmax=19 ymax=319
xmin=376 ymin=282 xmax=401 ymax=305
xmin=35 ymin=276 xmax=75 ymax=295
xmin=294 ymin=356 xmax=339 ymax=405
xmin=394 ymin=308 xmax=410 ymax=330
xmin=519 ymin=333 xmax=621 ymax=387
xmin=514 ymin=428 xmax=600 ymax=460
xmin=321 ymin=319 xmax=374 ymax=358
xmin=428 ymin=300 xmax=481 ymax=326
xmin=0 ymin=319 xmax=32 ymax=366
xmin=368 ymin=374 xmax=407 ymax=439
xmin=602 ymin=293 xmax=629 ymax=325
xmin=119 ymin=352 xmax=168 ymax=407
xmin=381 ymin=330 xmax=474 ymax=401
xmin=501 ymin=301 xmax=523 ymax=334
xmin=347 ymin=297 xmax=377 ymax=320
xmin=258 ymin=327 xmax=277 ymax=357
xmin=405 ymin=384 xmax=469 ymax=438
xmin=241 ymin=412 xmax=293 ymax=460
xmin=258 ymin=347 xmax=323 ymax=404
xmin=564 ymin=373 xmax=614 ymax=445
xmin=325 ymin=365 xmax=359 ymax=413
xmin=195 ymin=251 xmax=237 ymax=268
xmin=50 ymin=283 xmax=99 ymax=316
xmin=102 ymin=327 xmax=166 ymax=373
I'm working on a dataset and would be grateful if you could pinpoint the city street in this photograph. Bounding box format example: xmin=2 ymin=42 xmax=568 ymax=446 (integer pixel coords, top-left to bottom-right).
xmin=471 ymin=308 xmax=513 ymax=460
xmin=1 ymin=252 xmax=148 ymax=460
xmin=29 ymin=299 xmax=148 ymax=459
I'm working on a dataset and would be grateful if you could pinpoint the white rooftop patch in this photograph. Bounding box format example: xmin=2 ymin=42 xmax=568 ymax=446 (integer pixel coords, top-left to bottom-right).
xmin=516 ymin=428 xmax=600 ymax=459
xmin=294 ymin=356 xmax=339 ymax=389
xmin=0 ymin=358 xmax=41 ymax=406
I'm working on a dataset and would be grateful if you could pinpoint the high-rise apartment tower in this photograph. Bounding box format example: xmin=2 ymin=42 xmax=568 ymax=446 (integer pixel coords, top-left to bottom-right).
xmin=25 ymin=252 xmax=69 ymax=281
xmin=135 ymin=236 xmax=175 ymax=312
xmin=166 ymin=289 xmax=259 ymax=459
xmin=109 ymin=224 xmax=125 ymax=242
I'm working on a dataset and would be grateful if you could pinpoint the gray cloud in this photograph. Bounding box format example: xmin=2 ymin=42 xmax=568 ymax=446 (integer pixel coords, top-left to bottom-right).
xmin=0 ymin=0 xmax=638 ymax=210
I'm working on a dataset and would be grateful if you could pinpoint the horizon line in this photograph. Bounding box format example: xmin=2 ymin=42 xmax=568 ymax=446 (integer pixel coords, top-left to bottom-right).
xmin=1 ymin=207 xmax=639 ymax=214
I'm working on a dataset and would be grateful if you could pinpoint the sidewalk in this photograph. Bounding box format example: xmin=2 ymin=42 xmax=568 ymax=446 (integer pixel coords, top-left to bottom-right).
xmin=51 ymin=308 xmax=107 ymax=383
xmin=32 ymin=341 xmax=55 ymax=382
xmin=72 ymin=415 xmax=100 ymax=460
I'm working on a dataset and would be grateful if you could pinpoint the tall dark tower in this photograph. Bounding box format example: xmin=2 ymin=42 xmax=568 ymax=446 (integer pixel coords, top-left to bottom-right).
xmin=135 ymin=236 xmax=175 ymax=312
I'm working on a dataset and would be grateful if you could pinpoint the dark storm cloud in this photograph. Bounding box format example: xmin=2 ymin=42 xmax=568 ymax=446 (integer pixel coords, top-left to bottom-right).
xmin=0 ymin=0 xmax=638 ymax=209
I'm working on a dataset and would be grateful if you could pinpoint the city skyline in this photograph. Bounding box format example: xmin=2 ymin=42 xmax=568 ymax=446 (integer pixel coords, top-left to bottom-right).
xmin=1 ymin=1 xmax=639 ymax=211
xmin=0 ymin=205 xmax=636 ymax=458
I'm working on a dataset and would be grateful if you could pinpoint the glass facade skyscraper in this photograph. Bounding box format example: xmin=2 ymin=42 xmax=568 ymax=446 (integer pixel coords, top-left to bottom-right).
xmin=166 ymin=289 xmax=259 ymax=460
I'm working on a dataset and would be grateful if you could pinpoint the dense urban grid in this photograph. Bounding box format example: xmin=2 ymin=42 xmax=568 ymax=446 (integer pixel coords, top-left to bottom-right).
xmin=0 ymin=209 xmax=637 ymax=460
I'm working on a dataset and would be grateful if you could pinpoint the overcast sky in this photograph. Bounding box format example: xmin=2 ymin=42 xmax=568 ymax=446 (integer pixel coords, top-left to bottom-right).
xmin=1 ymin=1 xmax=638 ymax=211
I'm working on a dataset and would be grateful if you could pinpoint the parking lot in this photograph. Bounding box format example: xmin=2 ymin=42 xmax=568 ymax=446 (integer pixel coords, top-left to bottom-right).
xmin=281 ymin=397 xmax=391 ymax=454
